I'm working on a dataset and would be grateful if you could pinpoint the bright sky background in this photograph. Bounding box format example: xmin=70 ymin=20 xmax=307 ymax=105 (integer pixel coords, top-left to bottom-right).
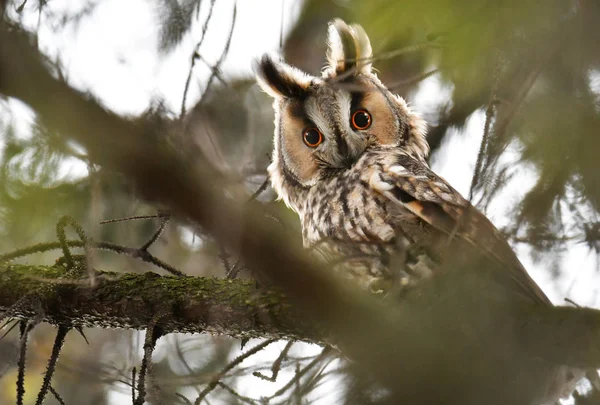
xmin=4 ymin=0 xmax=599 ymax=403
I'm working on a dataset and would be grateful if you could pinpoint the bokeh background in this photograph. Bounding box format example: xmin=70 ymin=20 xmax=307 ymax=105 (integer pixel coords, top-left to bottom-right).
xmin=0 ymin=0 xmax=599 ymax=403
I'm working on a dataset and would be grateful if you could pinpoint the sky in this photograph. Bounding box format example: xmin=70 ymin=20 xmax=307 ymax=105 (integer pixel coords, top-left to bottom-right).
xmin=4 ymin=0 xmax=599 ymax=403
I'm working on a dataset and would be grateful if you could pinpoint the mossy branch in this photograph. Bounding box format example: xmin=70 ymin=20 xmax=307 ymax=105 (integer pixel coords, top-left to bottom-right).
xmin=0 ymin=262 xmax=316 ymax=342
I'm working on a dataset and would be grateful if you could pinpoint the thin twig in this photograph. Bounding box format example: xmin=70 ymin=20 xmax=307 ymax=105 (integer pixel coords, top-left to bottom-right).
xmin=56 ymin=215 xmax=88 ymax=271
xmin=100 ymin=213 xmax=168 ymax=224
xmin=34 ymin=0 xmax=45 ymax=48
xmin=473 ymin=38 xmax=565 ymax=210
xmin=35 ymin=326 xmax=69 ymax=405
xmin=253 ymin=340 xmax=294 ymax=382
xmin=330 ymin=65 xmax=436 ymax=96
xmin=134 ymin=311 xmax=168 ymax=405
xmin=217 ymin=175 xmax=271 ymax=278
xmin=180 ymin=0 xmax=217 ymax=120
xmin=173 ymin=336 xmax=202 ymax=395
xmin=329 ymin=41 xmax=442 ymax=85
xmin=87 ymin=161 xmax=101 ymax=286
xmin=0 ymin=239 xmax=184 ymax=276
xmin=49 ymin=385 xmax=66 ymax=405
xmin=194 ymin=339 xmax=277 ymax=405
xmin=293 ymin=362 xmax=301 ymax=405
xmin=247 ymin=176 xmax=270 ymax=202
xmin=564 ymin=298 xmax=581 ymax=307
xmin=131 ymin=367 xmax=137 ymax=404
xmin=0 ymin=319 xmax=18 ymax=340
xmin=354 ymin=41 xmax=443 ymax=64
xmin=263 ymin=346 xmax=332 ymax=401
xmin=16 ymin=0 xmax=28 ymax=13
xmin=75 ymin=326 xmax=90 ymax=345
xmin=219 ymin=248 xmax=233 ymax=276
xmin=469 ymin=57 xmax=502 ymax=202
xmin=140 ymin=213 xmax=170 ymax=251
xmin=0 ymin=317 xmax=15 ymax=331
xmin=217 ymin=381 xmax=257 ymax=404
xmin=0 ymin=296 xmax=29 ymax=326
xmin=196 ymin=2 xmax=237 ymax=108
xmin=388 ymin=68 xmax=439 ymax=91
xmin=197 ymin=55 xmax=228 ymax=85
xmin=279 ymin=0 xmax=284 ymax=49
xmin=225 ymin=258 xmax=243 ymax=280
xmin=176 ymin=392 xmax=193 ymax=405
xmin=0 ymin=241 xmax=82 ymax=262
xmin=16 ymin=321 xmax=30 ymax=405
xmin=220 ymin=250 xmax=244 ymax=280
xmin=300 ymin=354 xmax=338 ymax=397
xmin=135 ymin=250 xmax=184 ymax=276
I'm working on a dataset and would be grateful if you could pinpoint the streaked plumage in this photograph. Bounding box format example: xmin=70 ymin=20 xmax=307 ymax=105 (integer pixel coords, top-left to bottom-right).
xmin=255 ymin=19 xmax=584 ymax=403
xmin=256 ymin=19 xmax=548 ymax=302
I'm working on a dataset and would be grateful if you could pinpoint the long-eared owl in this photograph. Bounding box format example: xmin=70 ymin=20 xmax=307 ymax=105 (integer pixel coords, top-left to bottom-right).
xmin=255 ymin=19 xmax=582 ymax=403
xmin=255 ymin=19 xmax=546 ymax=301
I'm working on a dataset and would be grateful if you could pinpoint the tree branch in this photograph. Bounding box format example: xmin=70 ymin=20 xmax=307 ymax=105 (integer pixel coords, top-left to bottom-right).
xmin=0 ymin=263 xmax=316 ymax=341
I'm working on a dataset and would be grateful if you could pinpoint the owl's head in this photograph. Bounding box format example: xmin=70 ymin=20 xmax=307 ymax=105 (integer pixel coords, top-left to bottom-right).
xmin=255 ymin=19 xmax=428 ymax=210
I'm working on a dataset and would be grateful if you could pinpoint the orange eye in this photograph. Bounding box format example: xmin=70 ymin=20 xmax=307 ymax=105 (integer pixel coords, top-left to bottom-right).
xmin=351 ymin=109 xmax=372 ymax=130
xmin=303 ymin=127 xmax=323 ymax=147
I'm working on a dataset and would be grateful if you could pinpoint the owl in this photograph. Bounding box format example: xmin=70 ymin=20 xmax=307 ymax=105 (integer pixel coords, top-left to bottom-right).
xmin=255 ymin=19 xmax=549 ymax=302
xmin=255 ymin=19 xmax=585 ymax=403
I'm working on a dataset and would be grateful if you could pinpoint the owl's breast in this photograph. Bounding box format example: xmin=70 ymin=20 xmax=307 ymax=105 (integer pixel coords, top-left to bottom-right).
xmin=299 ymin=175 xmax=395 ymax=247
xmin=298 ymin=166 xmax=425 ymax=246
xmin=294 ymin=171 xmax=428 ymax=289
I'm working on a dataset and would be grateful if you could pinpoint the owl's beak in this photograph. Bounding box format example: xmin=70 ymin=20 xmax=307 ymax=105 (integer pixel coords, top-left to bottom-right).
xmin=342 ymin=133 xmax=368 ymax=168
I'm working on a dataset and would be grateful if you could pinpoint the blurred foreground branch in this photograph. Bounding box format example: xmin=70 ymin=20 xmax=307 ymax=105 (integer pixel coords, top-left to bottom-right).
xmin=1 ymin=24 xmax=600 ymax=405
xmin=0 ymin=23 xmax=363 ymax=353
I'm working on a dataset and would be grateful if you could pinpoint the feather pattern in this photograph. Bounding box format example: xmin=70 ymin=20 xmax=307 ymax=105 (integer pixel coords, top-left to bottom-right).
xmin=255 ymin=18 xmax=583 ymax=404
xmin=374 ymin=152 xmax=551 ymax=304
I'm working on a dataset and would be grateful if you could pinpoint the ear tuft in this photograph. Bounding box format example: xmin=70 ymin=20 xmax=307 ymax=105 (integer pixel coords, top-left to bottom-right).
xmin=324 ymin=19 xmax=373 ymax=78
xmin=254 ymin=55 xmax=313 ymax=99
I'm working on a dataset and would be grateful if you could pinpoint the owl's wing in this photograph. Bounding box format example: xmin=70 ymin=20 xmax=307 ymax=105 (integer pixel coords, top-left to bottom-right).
xmin=371 ymin=154 xmax=551 ymax=305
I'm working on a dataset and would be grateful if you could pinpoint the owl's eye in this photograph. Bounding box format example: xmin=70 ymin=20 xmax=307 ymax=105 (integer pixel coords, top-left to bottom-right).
xmin=303 ymin=128 xmax=323 ymax=147
xmin=351 ymin=109 xmax=372 ymax=130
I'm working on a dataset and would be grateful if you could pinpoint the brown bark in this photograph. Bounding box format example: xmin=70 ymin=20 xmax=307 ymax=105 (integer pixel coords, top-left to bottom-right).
xmin=0 ymin=261 xmax=316 ymax=341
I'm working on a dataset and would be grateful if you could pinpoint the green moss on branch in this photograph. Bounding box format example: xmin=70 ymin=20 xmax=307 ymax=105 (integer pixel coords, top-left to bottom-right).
xmin=0 ymin=263 xmax=317 ymax=342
